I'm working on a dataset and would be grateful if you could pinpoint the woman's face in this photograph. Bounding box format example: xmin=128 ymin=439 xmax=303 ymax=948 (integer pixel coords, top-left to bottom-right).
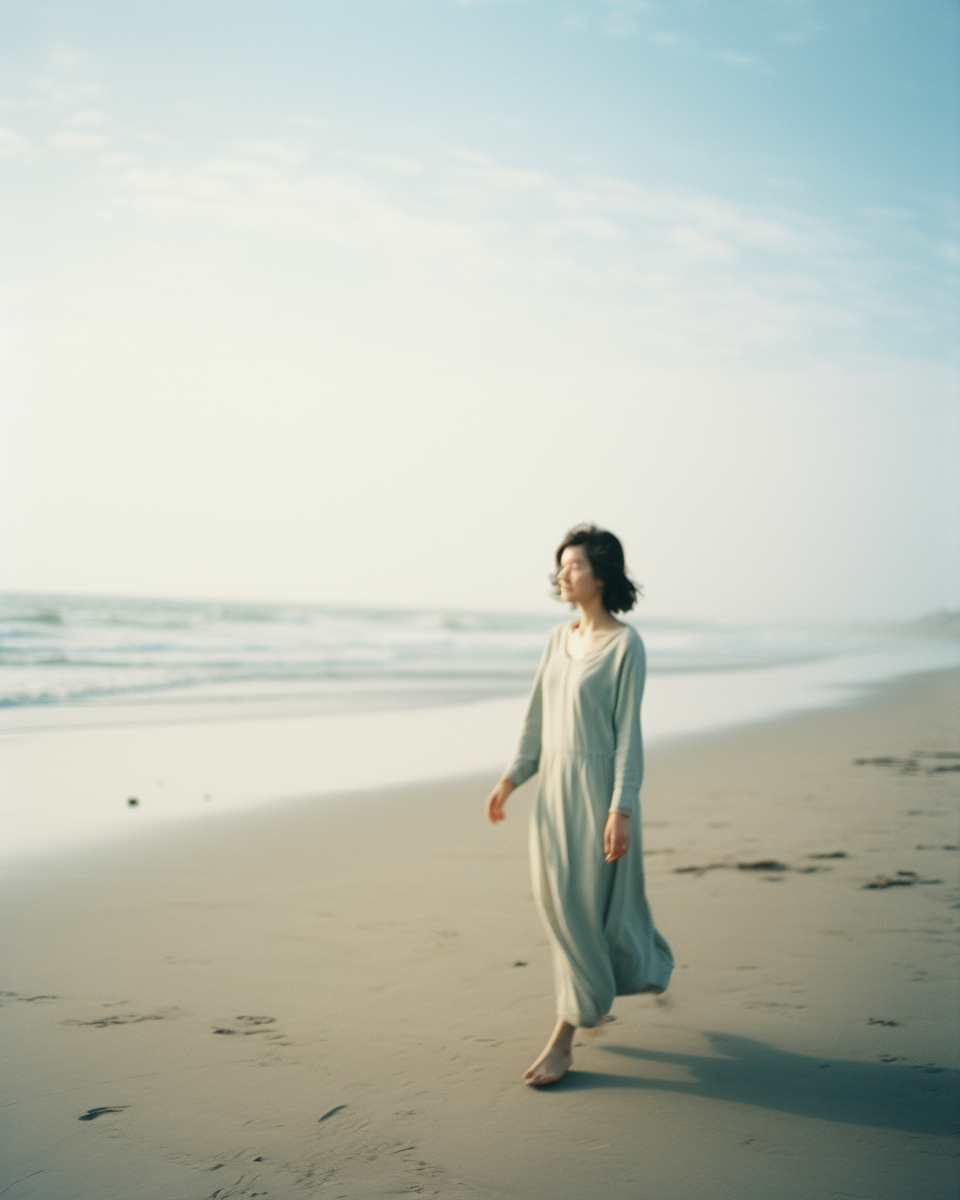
xmin=557 ymin=545 xmax=603 ymax=607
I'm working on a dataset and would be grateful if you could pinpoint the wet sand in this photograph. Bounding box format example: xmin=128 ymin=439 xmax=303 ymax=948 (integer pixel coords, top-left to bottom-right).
xmin=1 ymin=669 xmax=958 ymax=1199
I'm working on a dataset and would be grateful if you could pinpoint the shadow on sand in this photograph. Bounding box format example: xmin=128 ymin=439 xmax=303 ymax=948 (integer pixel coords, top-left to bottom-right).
xmin=547 ymin=1033 xmax=959 ymax=1136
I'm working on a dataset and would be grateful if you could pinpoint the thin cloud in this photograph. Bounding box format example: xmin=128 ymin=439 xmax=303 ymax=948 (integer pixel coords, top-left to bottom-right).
xmin=935 ymin=241 xmax=960 ymax=268
xmin=648 ymin=32 xmax=688 ymax=48
xmin=5 ymin=58 xmax=951 ymax=368
xmin=773 ymin=26 xmax=824 ymax=45
xmin=49 ymin=130 xmax=109 ymax=150
xmin=34 ymin=74 xmax=105 ymax=108
xmin=285 ymin=114 xmax=332 ymax=132
xmin=0 ymin=127 xmax=30 ymax=157
xmin=63 ymin=108 xmax=108 ymax=128
xmin=715 ymin=50 xmax=764 ymax=70
xmin=366 ymin=155 xmax=422 ymax=175
xmin=70 ymin=128 xmax=937 ymax=363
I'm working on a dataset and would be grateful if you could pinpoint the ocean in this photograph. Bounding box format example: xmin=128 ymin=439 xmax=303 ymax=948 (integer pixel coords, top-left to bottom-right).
xmin=2 ymin=593 xmax=958 ymax=862
xmin=3 ymin=592 xmax=955 ymax=726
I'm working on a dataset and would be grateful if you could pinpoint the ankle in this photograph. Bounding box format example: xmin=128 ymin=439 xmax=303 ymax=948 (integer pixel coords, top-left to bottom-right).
xmin=550 ymin=1024 xmax=575 ymax=1054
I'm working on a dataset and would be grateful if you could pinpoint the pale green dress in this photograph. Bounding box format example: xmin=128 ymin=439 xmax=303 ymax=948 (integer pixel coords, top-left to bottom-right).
xmin=506 ymin=621 xmax=673 ymax=1027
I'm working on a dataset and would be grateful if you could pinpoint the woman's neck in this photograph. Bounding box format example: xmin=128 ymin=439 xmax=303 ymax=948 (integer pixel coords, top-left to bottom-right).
xmin=575 ymin=596 xmax=618 ymax=635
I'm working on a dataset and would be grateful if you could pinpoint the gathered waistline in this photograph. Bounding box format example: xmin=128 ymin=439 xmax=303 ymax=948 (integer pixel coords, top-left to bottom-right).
xmin=540 ymin=749 xmax=615 ymax=764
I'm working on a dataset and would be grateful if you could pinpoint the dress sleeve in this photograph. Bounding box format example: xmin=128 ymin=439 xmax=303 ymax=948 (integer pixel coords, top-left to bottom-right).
xmin=504 ymin=632 xmax=552 ymax=787
xmin=609 ymin=633 xmax=646 ymax=815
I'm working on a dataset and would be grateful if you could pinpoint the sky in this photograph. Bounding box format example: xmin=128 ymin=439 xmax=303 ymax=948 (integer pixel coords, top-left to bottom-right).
xmin=1 ymin=0 xmax=958 ymax=622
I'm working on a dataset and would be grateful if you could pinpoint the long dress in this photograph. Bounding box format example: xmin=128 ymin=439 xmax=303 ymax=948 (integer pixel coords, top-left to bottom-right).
xmin=506 ymin=620 xmax=673 ymax=1028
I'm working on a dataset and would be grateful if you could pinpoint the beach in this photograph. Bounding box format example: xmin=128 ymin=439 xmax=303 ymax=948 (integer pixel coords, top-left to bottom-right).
xmin=1 ymin=667 xmax=958 ymax=1200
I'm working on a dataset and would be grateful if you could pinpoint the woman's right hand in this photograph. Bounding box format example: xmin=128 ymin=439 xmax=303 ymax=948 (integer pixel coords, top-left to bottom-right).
xmin=485 ymin=777 xmax=515 ymax=824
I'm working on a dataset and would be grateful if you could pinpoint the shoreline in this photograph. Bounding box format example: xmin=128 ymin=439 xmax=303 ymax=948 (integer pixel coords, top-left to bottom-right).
xmin=3 ymin=654 xmax=959 ymax=867
xmin=1 ymin=667 xmax=957 ymax=1198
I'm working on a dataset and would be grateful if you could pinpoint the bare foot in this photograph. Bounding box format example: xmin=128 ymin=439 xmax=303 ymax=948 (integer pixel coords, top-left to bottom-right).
xmin=523 ymin=1045 xmax=573 ymax=1086
xmin=523 ymin=1018 xmax=576 ymax=1085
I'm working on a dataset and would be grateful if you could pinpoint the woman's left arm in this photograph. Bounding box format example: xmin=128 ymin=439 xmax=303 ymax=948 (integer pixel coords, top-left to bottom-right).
xmin=605 ymin=634 xmax=646 ymax=860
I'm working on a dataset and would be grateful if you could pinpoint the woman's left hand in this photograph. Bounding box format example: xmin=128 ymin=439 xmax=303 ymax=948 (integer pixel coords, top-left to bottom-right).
xmin=604 ymin=811 xmax=630 ymax=863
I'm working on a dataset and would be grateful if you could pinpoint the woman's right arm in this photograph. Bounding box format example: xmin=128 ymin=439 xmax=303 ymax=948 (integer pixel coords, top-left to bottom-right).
xmin=485 ymin=776 xmax=515 ymax=823
xmin=485 ymin=632 xmax=552 ymax=824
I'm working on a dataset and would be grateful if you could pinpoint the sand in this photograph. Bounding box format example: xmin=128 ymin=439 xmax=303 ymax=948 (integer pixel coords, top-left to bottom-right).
xmin=1 ymin=669 xmax=958 ymax=1200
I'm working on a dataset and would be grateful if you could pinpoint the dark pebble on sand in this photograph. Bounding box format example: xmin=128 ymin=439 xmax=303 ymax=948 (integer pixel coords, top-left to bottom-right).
xmin=809 ymin=851 xmax=847 ymax=859
xmin=738 ymin=860 xmax=788 ymax=872
xmin=79 ymin=1106 xmax=128 ymax=1121
xmin=127 ymin=798 xmax=139 ymax=807
xmin=512 ymin=960 xmax=528 ymax=967
xmin=868 ymin=1018 xmax=899 ymax=1025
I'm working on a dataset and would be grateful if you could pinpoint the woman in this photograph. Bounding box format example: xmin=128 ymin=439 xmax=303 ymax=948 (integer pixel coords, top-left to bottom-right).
xmin=486 ymin=524 xmax=673 ymax=1086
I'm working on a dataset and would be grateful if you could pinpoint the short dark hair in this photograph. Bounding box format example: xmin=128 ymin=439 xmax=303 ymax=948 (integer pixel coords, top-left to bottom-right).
xmin=552 ymin=524 xmax=640 ymax=614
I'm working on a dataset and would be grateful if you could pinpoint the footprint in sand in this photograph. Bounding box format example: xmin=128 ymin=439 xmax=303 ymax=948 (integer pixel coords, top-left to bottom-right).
xmin=213 ymin=1015 xmax=287 ymax=1040
xmin=862 ymin=871 xmax=943 ymax=889
xmin=854 ymin=753 xmax=960 ymax=775
xmin=64 ymin=1007 xmax=181 ymax=1027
